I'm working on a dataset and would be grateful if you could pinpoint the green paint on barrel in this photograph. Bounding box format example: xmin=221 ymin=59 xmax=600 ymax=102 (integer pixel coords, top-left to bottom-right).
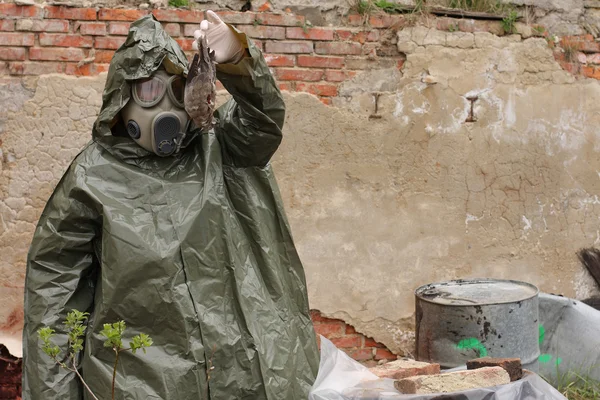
xmin=456 ymin=338 xmax=488 ymax=358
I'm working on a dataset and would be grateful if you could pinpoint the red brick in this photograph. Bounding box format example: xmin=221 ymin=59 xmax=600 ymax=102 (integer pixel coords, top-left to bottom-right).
xmin=95 ymin=36 xmax=127 ymax=50
xmin=45 ymin=6 xmax=97 ymax=21
xmin=0 ymin=48 xmax=26 ymax=61
xmin=108 ymin=22 xmax=131 ymax=35
xmin=163 ymin=23 xmax=181 ymax=37
xmin=175 ymin=38 xmax=194 ymax=51
xmin=16 ymin=19 xmax=69 ymax=32
xmin=79 ymin=22 xmax=107 ymax=36
xmin=39 ymin=33 xmax=93 ymax=48
xmin=315 ymin=42 xmax=362 ymax=55
xmin=466 ymin=20 xmax=503 ymax=35
xmin=0 ymin=20 xmax=15 ymax=32
xmin=152 ymin=9 xmax=204 ymax=23
xmin=279 ymin=82 xmax=293 ymax=91
xmin=265 ymin=40 xmax=312 ymax=53
xmin=364 ymin=337 xmax=386 ymax=348
xmin=369 ymin=359 xmax=441 ymax=379
xmin=0 ymin=4 xmax=43 ymax=18
xmin=65 ymin=63 xmax=110 ymax=76
xmin=257 ymin=1 xmax=272 ymax=12
xmin=345 ymin=324 xmax=357 ymax=334
xmin=348 ymin=14 xmax=364 ymax=26
xmin=252 ymin=39 xmax=264 ymax=51
xmin=183 ymin=24 xmax=200 ymax=37
xmin=214 ymin=11 xmax=257 ymax=25
xmin=335 ymin=29 xmax=354 ymax=40
xmin=330 ymin=335 xmax=362 ymax=348
xmin=279 ymin=82 xmax=294 ymax=92
xmin=297 ymin=55 xmax=344 ymax=68
xmin=98 ymin=9 xmax=149 ymax=21
xmin=264 ymin=54 xmax=295 ymax=67
xmin=310 ymin=310 xmax=341 ymax=324
xmin=8 ymin=61 xmax=64 ymax=75
xmin=579 ymin=40 xmax=600 ymax=53
xmin=582 ymin=65 xmax=600 ymax=79
xmin=368 ymin=15 xmax=405 ymax=28
xmin=95 ymin=50 xmax=115 ymax=63
xmin=437 ymin=17 xmax=458 ymax=31
xmin=320 ymin=97 xmax=332 ymax=106
xmin=30 ymin=47 xmax=86 ymax=62
xmin=375 ymin=348 xmax=398 ymax=361
xmin=313 ymin=321 xmax=344 ymax=337
xmin=587 ymin=53 xmax=600 ymax=64
xmin=286 ymin=27 xmax=334 ymax=41
xmin=345 ymin=56 xmax=397 ymax=69
xmin=0 ymin=33 xmax=34 ymax=47
xmin=467 ymin=357 xmax=523 ymax=382
xmin=397 ymin=59 xmax=405 ymax=70
xmin=325 ymin=69 xmax=357 ymax=82
xmin=238 ymin=25 xmax=286 ymax=40
xmin=296 ymin=82 xmax=338 ymax=96
xmin=351 ymin=30 xmax=380 ymax=43
xmin=561 ymin=61 xmax=579 ymax=74
xmin=256 ymin=13 xmax=304 ymax=26
xmin=345 ymin=348 xmax=374 ymax=361
xmin=275 ymin=68 xmax=323 ymax=81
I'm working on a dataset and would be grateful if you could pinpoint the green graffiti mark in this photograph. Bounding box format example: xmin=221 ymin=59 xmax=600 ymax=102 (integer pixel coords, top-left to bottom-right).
xmin=539 ymin=354 xmax=552 ymax=363
xmin=456 ymin=338 xmax=488 ymax=358
xmin=538 ymin=325 xmax=562 ymax=366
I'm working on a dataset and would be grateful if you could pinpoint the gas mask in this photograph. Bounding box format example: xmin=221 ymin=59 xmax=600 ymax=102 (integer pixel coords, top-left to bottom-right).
xmin=121 ymin=70 xmax=193 ymax=157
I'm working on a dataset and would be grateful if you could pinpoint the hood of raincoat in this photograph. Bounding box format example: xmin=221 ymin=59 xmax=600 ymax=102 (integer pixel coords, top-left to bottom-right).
xmin=92 ymin=14 xmax=191 ymax=161
xmin=23 ymin=15 xmax=319 ymax=400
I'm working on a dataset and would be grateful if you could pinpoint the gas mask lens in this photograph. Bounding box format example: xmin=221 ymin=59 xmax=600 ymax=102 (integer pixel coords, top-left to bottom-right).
xmin=132 ymin=74 xmax=185 ymax=108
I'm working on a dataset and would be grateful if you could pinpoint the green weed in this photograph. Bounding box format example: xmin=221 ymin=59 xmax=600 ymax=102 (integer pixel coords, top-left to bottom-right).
xmin=168 ymin=0 xmax=188 ymax=7
xmin=501 ymin=10 xmax=519 ymax=34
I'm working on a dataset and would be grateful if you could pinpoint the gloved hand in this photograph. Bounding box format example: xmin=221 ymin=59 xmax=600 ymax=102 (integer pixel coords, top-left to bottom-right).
xmin=192 ymin=10 xmax=245 ymax=64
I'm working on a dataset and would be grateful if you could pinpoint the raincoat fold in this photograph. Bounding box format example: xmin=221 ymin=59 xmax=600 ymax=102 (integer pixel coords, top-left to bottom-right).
xmin=23 ymin=15 xmax=319 ymax=400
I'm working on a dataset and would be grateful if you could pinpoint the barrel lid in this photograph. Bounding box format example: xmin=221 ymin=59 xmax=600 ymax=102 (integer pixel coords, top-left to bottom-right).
xmin=415 ymin=278 xmax=539 ymax=306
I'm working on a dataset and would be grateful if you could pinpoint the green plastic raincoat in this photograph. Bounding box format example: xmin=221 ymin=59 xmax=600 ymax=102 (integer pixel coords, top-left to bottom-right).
xmin=22 ymin=15 xmax=319 ymax=399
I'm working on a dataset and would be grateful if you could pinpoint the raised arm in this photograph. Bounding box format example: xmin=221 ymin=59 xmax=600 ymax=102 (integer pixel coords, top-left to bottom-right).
xmin=193 ymin=11 xmax=285 ymax=167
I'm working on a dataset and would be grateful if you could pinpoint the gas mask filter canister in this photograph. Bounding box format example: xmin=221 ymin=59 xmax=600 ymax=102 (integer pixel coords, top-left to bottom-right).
xmin=121 ymin=70 xmax=192 ymax=157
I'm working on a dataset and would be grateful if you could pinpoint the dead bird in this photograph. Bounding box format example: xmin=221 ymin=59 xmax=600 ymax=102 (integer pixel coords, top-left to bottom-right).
xmin=577 ymin=247 xmax=600 ymax=310
xmin=185 ymin=35 xmax=217 ymax=132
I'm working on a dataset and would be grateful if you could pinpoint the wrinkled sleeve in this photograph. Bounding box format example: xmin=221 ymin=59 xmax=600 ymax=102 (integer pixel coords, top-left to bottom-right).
xmin=214 ymin=29 xmax=284 ymax=168
xmin=22 ymin=163 xmax=100 ymax=400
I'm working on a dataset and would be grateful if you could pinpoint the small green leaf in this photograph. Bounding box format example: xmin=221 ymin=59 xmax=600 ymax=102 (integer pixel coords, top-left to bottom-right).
xmin=100 ymin=321 xmax=126 ymax=350
xmin=130 ymin=333 xmax=153 ymax=355
xmin=65 ymin=310 xmax=89 ymax=329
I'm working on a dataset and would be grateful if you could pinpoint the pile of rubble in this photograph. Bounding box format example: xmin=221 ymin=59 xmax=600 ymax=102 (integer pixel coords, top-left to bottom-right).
xmin=369 ymin=357 xmax=522 ymax=395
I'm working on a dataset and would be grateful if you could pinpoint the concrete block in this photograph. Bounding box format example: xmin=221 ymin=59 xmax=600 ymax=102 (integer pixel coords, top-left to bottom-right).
xmin=369 ymin=358 xmax=440 ymax=379
xmin=467 ymin=357 xmax=523 ymax=382
xmin=394 ymin=366 xmax=510 ymax=394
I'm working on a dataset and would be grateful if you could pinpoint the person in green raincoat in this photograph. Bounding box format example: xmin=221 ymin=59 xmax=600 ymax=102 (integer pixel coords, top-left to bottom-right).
xmin=22 ymin=12 xmax=319 ymax=399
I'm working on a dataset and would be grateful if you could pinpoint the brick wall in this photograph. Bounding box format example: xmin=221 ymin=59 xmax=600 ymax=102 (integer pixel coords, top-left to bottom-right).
xmin=310 ymin=310 xmax=397 ymax=365
xmin=1 ymin=4 xmax=599 ymax=107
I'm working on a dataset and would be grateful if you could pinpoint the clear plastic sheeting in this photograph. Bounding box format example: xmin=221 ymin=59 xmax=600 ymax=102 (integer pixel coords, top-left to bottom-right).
xmin=538 ymin=293 xmax=600 ymax=383
xmin=309 ymin=337 xmax=567 ymax=400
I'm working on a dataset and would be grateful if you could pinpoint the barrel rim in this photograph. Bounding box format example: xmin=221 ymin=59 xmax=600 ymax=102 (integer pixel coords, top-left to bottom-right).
xmin=415 ymin=278 xmax=540 ymax=306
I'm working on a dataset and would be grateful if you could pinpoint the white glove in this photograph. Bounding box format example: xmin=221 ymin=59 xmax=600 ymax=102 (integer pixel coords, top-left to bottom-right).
xmin=192 ymin=10 xmax=245 ymax=64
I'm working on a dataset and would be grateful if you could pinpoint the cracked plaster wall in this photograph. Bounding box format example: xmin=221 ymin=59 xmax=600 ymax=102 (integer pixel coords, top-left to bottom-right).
xmin=2 ymin=27 xmax=600 ymax=355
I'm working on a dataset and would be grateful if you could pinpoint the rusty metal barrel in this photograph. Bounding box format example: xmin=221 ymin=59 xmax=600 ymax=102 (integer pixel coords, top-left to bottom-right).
xmin=415 ymin=278 xmax=540 ymax=371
